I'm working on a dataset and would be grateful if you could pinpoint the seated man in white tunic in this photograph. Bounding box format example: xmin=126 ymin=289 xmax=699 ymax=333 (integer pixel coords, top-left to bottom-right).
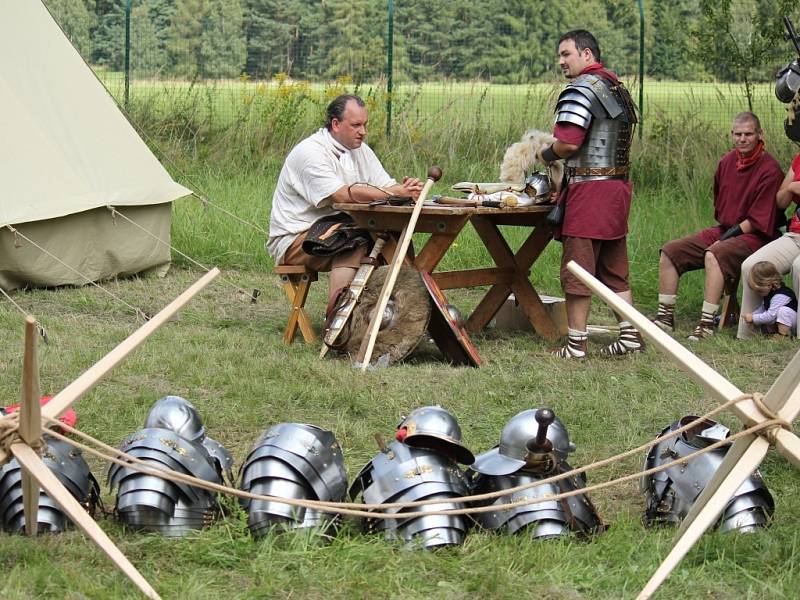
xmin=268 ymin=94 xmax=423 ymax=310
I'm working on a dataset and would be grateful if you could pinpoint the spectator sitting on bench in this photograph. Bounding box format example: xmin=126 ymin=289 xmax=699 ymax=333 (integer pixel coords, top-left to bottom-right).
xmin=267 ymin=94 xmax=422 ymax=311
xmin=652 ymin=112 xmax=783 ymax=340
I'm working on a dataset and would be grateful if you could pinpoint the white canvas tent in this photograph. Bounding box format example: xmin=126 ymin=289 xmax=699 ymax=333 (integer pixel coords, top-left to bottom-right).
xmin=0 ymin=1 xmax=191 ymax=291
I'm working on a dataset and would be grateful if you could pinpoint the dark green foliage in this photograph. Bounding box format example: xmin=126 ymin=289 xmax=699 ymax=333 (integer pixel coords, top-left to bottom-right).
xmin=44 ymin=0 xmax=96 ymax=59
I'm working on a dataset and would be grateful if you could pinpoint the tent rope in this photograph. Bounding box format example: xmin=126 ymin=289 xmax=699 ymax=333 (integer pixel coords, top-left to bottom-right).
xmin=0 ymin=287 xmax=48 ymax=341
xmin=107 ymin=207 xmax=259 ymax=302
xmin=190 ymin=192 xmax=268 ymax=236
xmin=5 ymin=225 xmax=148 ymax=322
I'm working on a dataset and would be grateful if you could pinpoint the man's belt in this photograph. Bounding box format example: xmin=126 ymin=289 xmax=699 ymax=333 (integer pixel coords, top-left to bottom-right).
xmin=566 ymin=166 xmax=629 ymax=178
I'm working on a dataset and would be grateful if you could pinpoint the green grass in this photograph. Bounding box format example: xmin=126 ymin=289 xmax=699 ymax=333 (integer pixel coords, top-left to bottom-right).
xmin=2 ymin=161 xmax=800 ymax=597
xmin=2 ymin=75 xmax=800 ymax=598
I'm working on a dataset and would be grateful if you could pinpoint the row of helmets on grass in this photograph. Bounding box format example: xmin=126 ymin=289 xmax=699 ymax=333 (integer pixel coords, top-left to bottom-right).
xmin=0 ymin=399 xmax=774 ymax=545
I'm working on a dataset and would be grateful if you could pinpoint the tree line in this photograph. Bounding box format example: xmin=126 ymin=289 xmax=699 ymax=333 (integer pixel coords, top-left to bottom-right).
xmin=46 ymin=0 xmax=799 ymax=83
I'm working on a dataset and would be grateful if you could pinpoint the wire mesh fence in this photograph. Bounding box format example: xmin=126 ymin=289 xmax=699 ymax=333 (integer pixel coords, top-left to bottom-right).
xmin=46 ymin=0 xmax=800 ymax=144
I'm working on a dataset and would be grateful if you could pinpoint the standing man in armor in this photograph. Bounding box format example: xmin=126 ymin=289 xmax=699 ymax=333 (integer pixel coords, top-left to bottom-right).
xmin=652 ymin=112 xmax=783 ymax=340
xmin=538 ymin=30 xmax=642 ymax=359
xmin=268 ymin=94 xmax=423 ymax=309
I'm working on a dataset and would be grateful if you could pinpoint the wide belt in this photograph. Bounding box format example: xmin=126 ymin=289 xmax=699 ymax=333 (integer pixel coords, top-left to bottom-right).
xmin=566 ymin=166 xmax=629 ymax=178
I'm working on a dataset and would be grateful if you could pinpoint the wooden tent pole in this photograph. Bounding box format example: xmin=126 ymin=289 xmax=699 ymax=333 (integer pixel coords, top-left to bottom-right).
xmin=19 ymin=315 xmax=42 ymax=536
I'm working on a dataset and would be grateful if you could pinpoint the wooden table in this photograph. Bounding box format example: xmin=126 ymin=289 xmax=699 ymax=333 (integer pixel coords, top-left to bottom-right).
xmin=333 ymin=202 xmax=561 ymax=341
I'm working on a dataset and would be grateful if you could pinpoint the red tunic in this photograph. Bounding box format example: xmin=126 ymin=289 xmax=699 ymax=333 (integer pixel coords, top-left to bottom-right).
xmin=553 ymin=65 xmax=632 ymax=240
xmin=698 ymin=149 xmax=783 ymax=251
xmin=787 ymin=153 xmax=800 ymax=234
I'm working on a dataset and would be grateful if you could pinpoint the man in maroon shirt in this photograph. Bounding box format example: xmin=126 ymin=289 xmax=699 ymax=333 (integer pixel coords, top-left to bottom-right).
xmin=653 ymin=112 xmax=783 ymax=340
xmin=538 ymin=30 xmax=642 ymax=359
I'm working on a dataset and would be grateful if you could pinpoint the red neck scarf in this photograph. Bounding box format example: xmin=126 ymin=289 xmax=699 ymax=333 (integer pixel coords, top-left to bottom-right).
xmin=736 ymin=140 xmax=765 ymax=171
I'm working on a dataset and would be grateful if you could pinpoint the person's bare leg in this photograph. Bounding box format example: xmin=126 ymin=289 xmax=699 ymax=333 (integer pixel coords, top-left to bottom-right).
xmin=658 ymin=252 xmax=680 ymax=295
xmin=328 ymin=267 xmax=357 ymax=307
xmin=688 ymin=251 xmax=723 ymax=340
xmin=654 ymin=252 xmax=679 ymax=331
xmin=703 ymin=251 xmax=725 ymax=305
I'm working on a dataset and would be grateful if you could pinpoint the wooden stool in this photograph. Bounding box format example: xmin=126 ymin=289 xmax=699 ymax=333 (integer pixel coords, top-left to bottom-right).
xmin=274 ymin=265 xmax=318 ymax=344
xmin=718 ymin=277 xmax=740 ymax=330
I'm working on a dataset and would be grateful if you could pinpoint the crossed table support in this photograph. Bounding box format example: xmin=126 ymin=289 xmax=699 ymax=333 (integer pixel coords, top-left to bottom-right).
xmin=567 ymin=260 xmax=800 ymax=600
xmin=332 ymin=202 xmax=561 ymax=341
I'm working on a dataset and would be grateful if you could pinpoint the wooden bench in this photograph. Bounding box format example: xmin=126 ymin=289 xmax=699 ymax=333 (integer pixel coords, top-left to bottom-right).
xmin=718 ymin=277 xmax=740 ymax=330
xmin=274 ymin=265 xmax=318 ymax=344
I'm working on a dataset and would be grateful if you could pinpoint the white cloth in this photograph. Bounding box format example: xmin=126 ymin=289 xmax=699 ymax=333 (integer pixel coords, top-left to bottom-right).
xmin=737 ymin=233 xmax=800 ymax=338
xmin=267 ymin=128 xmax=396 ymax=263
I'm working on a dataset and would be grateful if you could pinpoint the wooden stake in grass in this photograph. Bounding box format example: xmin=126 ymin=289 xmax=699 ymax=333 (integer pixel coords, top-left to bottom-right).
xmin=356 ymin=166 xmax=442 ymax=371
xmin=0 ymin=268 xmax=219 ymax=600
xmin=565 ymin=260 xmax=800 ymax=600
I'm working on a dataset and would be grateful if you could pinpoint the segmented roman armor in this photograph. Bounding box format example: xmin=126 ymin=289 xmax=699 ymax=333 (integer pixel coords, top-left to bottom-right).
xmin=555 ymin=73 xmax=637 ymax=181
xmin=468 ymin=409 xmax=603 ymax=538
xmin=641 ymin=416 xmax=774 ymax=532
xmin=108 ymin=396 xmax=230 ymax=537
xmin=239 ymin=423 xmax=347 ymax=538
xmin=0 ymin=435 xmax=99 ymax=534
xmin=349 ymin=439 xmax=471 ymax=549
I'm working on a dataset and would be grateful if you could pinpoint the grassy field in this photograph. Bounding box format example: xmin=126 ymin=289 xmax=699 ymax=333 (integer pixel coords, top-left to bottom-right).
xmin=2 ymin=161 xmax=800 ymax=598
xmin=2 ymin=75 xmax=800 ymax=597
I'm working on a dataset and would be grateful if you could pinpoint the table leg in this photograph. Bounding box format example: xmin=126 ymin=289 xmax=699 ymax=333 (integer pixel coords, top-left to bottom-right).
xmin=470 ymin=217 xmax=559 ymax=341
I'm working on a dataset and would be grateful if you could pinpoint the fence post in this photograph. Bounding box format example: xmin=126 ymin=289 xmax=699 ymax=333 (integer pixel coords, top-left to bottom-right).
xmin=386 ymin=0 xmax=394 ymax=138
xmin=636 ymin=0 xmax=644 ymax=139
xmin=124 ymin=0 xmax=131 ymax=109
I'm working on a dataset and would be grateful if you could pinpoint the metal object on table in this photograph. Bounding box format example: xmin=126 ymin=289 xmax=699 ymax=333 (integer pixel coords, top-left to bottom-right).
xmin=342 ymin=265 xmax=432 ymax=366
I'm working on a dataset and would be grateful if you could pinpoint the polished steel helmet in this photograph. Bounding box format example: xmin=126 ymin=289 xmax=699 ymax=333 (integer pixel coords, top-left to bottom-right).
xmin=524 ymin=171 xmax=552 ymax=200
xmin=641 ymin=416 xmax=774 ymax=533
xmin=471 ymin=408 xmax=576 ymax=476
xmin=776 ymin=59 xmax=800 ymax=103
xmin=143 ymin=395 xmax=205 ymax=442
xmin=397 ymin=406 xmax=474 ymax=465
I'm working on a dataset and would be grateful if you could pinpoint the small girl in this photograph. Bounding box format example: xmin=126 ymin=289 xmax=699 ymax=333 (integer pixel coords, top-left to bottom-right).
xmin=743 ymin=261 xmax=798 ymax=337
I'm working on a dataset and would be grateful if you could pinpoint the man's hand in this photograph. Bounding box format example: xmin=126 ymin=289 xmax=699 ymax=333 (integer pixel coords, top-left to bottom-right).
xmin=744 ymin=313 xmax=754 ymax=323
xmin=401 ymin=176 xmax=424 ymax=200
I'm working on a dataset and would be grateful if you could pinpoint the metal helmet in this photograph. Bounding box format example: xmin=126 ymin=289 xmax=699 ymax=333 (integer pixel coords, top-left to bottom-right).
xmin=524 ymin=171 xmax=552 ymax=200
xmin=143 ymin=395 xmax=205 ymax=442
xmin=350 ymin=440 xmax=470 ymax=549
xmin=776 ymin=59 xmax=800 ymax=103
xmin=239 ymin=423 xmax=347 ymax=538
xmin=469 ymin=469 xmax=603 ymax=539
xmin=471 ymin=408 xmax=576 ymax=476
xmin=0 ymin=435 xmax=100 ymax=534
xmin=396 ymin=406 xmax=474 ymax=465
xmin=108 ymin=428 xmax=222 ymax=537
xmin=641 ymin=416 xmax=774 ymax=533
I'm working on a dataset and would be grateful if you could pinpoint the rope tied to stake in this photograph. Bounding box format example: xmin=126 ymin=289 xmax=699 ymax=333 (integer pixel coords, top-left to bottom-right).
xmin=746 ymin=392 xmax=793 ymax=444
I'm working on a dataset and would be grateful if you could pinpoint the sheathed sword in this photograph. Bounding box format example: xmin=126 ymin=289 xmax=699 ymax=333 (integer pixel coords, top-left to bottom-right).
xmin=320 ymin=235 xmax=387 ymax=358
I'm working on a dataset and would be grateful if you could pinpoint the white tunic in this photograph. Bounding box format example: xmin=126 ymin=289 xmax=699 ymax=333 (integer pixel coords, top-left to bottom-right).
xmin=267 ymin=128 xmax=396 ymax=264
